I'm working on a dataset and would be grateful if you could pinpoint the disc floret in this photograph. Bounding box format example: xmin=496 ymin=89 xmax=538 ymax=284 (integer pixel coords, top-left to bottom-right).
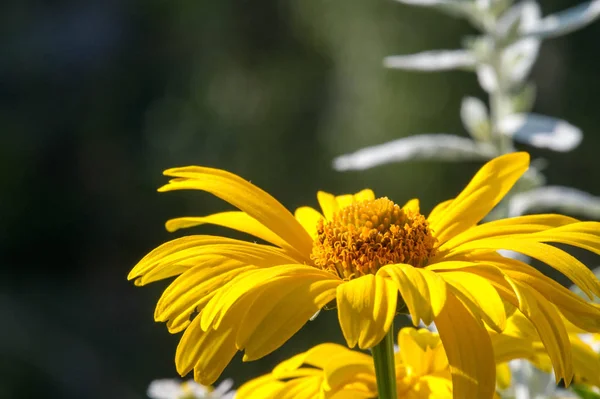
xmin=310 ymin=198 xmax=437 ymax=279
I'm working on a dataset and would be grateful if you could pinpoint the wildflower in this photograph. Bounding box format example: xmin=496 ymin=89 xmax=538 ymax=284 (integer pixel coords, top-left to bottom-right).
xmin=147 ymin=378 xmax=235 ymax=399
xmin=129 ymin=152 xmax=600 ymax=398
xmin=236 ymin=326 xmax=540 ymax=399
xmin=237 ymin=327 xmax=451 ymax=399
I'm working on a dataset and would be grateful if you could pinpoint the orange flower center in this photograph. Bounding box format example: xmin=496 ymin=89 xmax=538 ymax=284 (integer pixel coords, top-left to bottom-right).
xmin=310 ymin=198 xmax=437 ymax=279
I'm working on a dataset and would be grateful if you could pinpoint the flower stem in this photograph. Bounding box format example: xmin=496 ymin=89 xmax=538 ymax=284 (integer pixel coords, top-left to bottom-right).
xmin=371 ymin=321 xmax=397 ymax=399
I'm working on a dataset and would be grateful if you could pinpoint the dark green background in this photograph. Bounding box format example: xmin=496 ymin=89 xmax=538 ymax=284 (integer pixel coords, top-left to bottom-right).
xmin=1 ymin=0 xmax=599 ymax=398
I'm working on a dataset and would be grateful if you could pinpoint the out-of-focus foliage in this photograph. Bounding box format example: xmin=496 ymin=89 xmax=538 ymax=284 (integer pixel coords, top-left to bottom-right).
xmin=333 ymin=0 xmax=600 ymax=221
xmin=1 ymin=1 xmax=599 ymax=398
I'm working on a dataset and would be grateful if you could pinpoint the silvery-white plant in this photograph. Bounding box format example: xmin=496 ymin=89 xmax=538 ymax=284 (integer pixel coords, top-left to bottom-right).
xmin=333 ymin=0 xmax=600 ymax=220
xmin=147 ymin=378 xmax=236 ymax=399
xmin=499 ymin=360 xmax=578 ymax=399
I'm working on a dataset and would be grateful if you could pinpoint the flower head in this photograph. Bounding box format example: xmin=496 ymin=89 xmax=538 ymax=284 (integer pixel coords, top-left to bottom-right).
xmin=129 ymin=152 xmax=600 ymax=398
xmin=236 ymin=326 xmax=540 ymax=399
xmin=310 ymin=196 xmax=437 ymax=277
xmin=236 ymin=327 xmax=450 ymax=399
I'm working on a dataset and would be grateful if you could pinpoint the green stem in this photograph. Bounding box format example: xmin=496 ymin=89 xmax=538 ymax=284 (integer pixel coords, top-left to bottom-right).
xmin=371 ymin=321 xmax=397 ymax=399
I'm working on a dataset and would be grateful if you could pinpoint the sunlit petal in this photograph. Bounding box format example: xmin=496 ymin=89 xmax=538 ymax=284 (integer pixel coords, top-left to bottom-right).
xmin=335 ymin=189 xmax=376 ymax=208
xmin=440 ymin=214 xmax=578 ymax=251
xmin=427 ymin=198 xmax=453 ymax=225
xmin=175 ymin=311 xmax=239 ymax=385
xmin=238 ymin=278 xmax=339 ymax=361
xmin=435 ymin=291 xmax=496 ymax=399
xmin=336 ymin=274 xmax=397 ymax=349
xmin=201 ymin=265 xmax=336 ymax=331
xmin=317 ymin=191 xmax=339 ymax=221
xmin=496 ymin=363 xmax=511 ymax=390
xmin=447 ymin=237 xmax=600 ymax=298
xmin=504 ymin=277 xmax=573 ymax=384
xmin=294 ymin=207 xmax=323 ymax=239
xmin=128 ymin=235 xmax=297 ymax=286
xmin=379 ymin=263 xmax=447 ymax=326
xmin=429 ymin=152 xmax=529 ymax=244
xmin=400 ymin=198 xmax=419 ymax=214
xmin=236 ymin=375 xmax=285 ymax=399
xmin=160 ymin=166 xmax=313 ymax=254
xmin=156 ymin=260 xmax=256 ymax=333
xmin=165 ymin=211 xmax=309 ymax=262
xmin=441 ymin=271 xmax=506 ymax=332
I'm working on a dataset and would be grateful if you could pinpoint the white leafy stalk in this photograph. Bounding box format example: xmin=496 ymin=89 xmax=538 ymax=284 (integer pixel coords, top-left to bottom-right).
xmin=147 ymin=378 xmax=236 ymax=399
xmin=332 ymin=0 xmax=600 ymax=220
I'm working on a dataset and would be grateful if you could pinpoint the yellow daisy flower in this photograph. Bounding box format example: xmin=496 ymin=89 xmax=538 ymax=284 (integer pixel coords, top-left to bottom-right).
xmin=236 ymin=326 xmax=538 ymax=399
xmin=128 ymin=152 xmax=600 ymax=398
xmin=236 ymin=327 xmax=451 ymax=399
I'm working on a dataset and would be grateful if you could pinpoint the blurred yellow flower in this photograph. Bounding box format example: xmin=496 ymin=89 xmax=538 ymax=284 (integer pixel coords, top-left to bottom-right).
xmin=129 ymin=152 xmax=600 ymax=398
xmin=236 ymin=326 xmax=541 ymax=399
xmin=237 ymin=327 xmax=450 ymax=399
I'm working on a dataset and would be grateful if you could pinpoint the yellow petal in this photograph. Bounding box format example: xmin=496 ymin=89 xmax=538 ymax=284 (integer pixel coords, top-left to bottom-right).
xmin=440 ymin=214 xmax=578 ymax=251
xmin=530 ymin=221 xmax=600 ymax=257
xmin=423 ymin=260 xmax=481 ymax=272
xmin=132 ymin=264 xmax=187 ymax=287
xmin=427 ymin=199 xmax=453 ymax=225
xmin=413 ymin=375 xmax=453 ymax=399
xmin=237 ymin=372 xmax=323 ymax=399
xmin=434 ymin=260 xmax=580 ymax=379
xmin=435 ymin=291 xmax=496 ymax=399
xmin=322 ymin=351 xmax=375 ymax=394
xmin=267 ymin=369 xmax=322 ymax=380
xmin=160 ymin=166 xmax=313 ymax=255
xmin=490 ymin=333 xmax=537 ymax=363
xmin=175 ymin=311 xmax=238 ymax=385
xmin=128 ymin=235 xmax=236 ymax=284
xmin=155 ymin=260 xmax=256 ymax=333
xmin=274 ymin=377 xmax=323 ymax=399
xmin=336 ymin=274 xmax=398 ymax=349
xmin=165 ymin=211 xmax=309 ymax=262
xmin=378 ymin=264 xmax=447 ymax=326
xmin=427 ymin=262 xmax=518 ymax=307
xmin=201 ymin=265 xmax=336 ymax=331
xmin=128 ymin=235 xmax=297 ymax=286
xmin=273 ymin=343 xmax=349 ymax=375
xmin=447 ymin=237 xmax=600 ymax=299
xmin=501 ymin=267 xmax=600 ymax=333
xmin=328 ymin=390 xmax=377 ymax=399
xmin=440 ymin=271 xmax=506 ymax=332
xmin=236 ymin=375 xmax=286 ymax=399
xmin=570 ymin=335 xmax=600 ymax=387
xmin=398 ymin=327 xmax=445 ymax=376
xmin=334 ymin=194 xmax=354 ymax=208
xmin=334 ymin=189 xmax=376 ymax=209
xmin=429 ymin=152 xmax=530 ymax=245
xmin=294 ymin=206 xmax=323 ymax=239
xmin=502 ymin=309 xmax=540 ymax=339
xmin=238 ymin=278 xmax=339 ymax=361
xmin=475 ymin=253 xmax=600 ymax=332
xmin=317 ymin=191 xmax=339 ymax=221
xmin=402 ymin=198 xmax=420 ymax=213
xmin=352 ymin=188 xmax=376 ymax=202
xmin=495 ymin=363 xmax=511 ymax=390
xmin=505 ymin=277 xmax=573 ymax=384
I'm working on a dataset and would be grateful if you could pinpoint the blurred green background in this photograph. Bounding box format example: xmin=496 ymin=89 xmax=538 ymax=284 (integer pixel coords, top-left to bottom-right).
xmin=1 ymin=0 xmax=599 ymax=398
